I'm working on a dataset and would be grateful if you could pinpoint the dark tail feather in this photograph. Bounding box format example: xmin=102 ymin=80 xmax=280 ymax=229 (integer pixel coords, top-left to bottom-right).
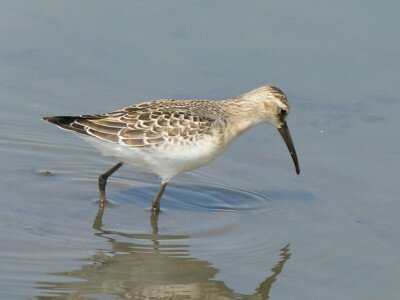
xmin=42 ymin=116 xmax=88 ymax=135
xmin=43 ymin=116 xmax=77 ymax=125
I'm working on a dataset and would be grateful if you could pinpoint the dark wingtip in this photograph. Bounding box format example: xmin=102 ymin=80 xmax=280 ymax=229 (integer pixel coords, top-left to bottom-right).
xmin=42 ymin=115 xmax=91 ymax=135
xmin=42 ymin=116 xmax=53 ymax=122
xmin=42 ymin=116 xmax=58 ymax=124
xmin=42 ymin=116 xmax=77 ymax=125
xmin=42 ymin=116 xmax=67 ymax=126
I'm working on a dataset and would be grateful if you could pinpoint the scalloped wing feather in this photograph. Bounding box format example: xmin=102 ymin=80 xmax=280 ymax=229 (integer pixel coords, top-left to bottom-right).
xmin=59 ymin=100 xmax=216 ymax=148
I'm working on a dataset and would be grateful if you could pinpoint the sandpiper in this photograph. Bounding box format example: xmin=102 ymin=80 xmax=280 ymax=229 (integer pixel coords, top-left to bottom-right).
xmin=43 ymin=86 xmax=300 ymax=212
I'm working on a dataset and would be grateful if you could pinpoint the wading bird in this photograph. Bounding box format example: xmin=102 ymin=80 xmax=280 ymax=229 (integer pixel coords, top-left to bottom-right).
xmin=43 ymin=86 xmax=300 ymax=212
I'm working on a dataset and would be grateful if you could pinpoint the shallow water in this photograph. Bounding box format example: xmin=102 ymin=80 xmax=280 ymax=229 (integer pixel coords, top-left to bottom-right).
xmin=1 ymin=1 xmax=400 ymax=299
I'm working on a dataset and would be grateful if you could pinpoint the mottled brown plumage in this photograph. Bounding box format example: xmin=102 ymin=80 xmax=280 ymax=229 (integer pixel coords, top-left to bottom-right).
xmin=45 ymin=99 xmax=219 ymax=148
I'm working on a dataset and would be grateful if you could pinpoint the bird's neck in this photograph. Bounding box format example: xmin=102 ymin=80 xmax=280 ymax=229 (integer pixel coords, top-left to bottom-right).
xmin=219 ymin=97 xmax=266 ymax=137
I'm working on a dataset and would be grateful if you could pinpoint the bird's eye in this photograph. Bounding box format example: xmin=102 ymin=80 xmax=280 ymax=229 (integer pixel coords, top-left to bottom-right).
xmin=279 ymin=109 xmax=287 ymax=115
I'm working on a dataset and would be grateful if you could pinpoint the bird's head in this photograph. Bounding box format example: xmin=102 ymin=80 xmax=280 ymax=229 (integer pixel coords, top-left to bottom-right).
xmin=242 ymin=85 xmax=300 ymax=175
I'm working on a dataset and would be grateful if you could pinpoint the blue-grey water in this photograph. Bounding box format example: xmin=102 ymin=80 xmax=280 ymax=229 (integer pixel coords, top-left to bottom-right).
xmin=1 ymin=1 xmax=400 ymax=299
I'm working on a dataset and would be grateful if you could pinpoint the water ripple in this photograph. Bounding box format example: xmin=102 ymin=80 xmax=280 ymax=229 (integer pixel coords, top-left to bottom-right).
xmin=98 ymin=175 xmax=309 ymax=215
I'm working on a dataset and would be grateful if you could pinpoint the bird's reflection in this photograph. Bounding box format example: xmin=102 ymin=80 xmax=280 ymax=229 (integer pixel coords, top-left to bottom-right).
xmin=36 ymin=204 xmax=291 ymax=299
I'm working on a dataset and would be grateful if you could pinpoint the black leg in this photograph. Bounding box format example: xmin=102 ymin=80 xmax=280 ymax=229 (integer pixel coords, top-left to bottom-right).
xmin=151 ymin=182 xmax=168 ymax=212
xmin=98 ymin=162 xmax=123 ymax=206
xmin=150 ymin=211 xmax=159 ymax=234
xmin=93 ymin=204 xmax=105 ymax=230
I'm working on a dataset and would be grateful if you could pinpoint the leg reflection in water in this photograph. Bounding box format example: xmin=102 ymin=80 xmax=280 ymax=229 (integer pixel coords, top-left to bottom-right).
xmin=37 ymin=200 xmax=292 ymax=299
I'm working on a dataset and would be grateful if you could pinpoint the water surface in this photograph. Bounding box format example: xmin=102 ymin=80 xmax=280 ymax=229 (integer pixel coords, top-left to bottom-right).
xmin=1 ymin=1 xmax=399 ymax=299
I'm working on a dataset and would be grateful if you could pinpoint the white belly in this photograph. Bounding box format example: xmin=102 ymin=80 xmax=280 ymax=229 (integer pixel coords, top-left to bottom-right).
xmin=79 ymin=134 xmax=226 ymax=181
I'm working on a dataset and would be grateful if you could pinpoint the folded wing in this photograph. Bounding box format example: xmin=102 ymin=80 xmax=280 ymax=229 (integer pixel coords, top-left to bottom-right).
xmin=43 ymin=100 xmax=215 ymax=148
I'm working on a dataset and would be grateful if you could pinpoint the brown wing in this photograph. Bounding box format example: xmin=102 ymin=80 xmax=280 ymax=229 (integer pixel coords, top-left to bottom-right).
xmin=43 ymin=100 xmax=215 ymax=148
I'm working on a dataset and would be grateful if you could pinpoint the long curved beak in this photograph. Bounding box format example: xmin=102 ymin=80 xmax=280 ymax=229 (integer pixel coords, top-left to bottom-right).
xmin=278 ymin=122 xmax=300 ymax=175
